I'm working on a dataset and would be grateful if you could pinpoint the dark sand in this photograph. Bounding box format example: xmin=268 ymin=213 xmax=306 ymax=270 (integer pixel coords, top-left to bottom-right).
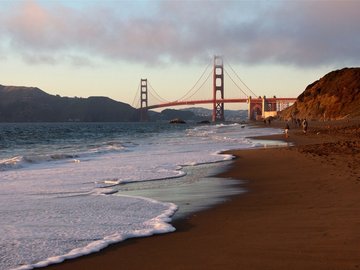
xmin=46 ymin=119 xmax=360 ymax=270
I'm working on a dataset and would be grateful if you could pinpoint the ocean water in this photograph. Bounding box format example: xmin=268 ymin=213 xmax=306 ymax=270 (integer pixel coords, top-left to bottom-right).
xmin=0 ymin=122 xmax=283 ymax=270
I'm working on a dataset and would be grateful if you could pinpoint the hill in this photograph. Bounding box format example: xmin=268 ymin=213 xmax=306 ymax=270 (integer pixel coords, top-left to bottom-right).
xmin=0 ymin=85 xmax=138 ymax=122
xmin=180 ymin=107 xmax=248 ymax=122
xmin=281 ymin=68 xmax=360 ymax=120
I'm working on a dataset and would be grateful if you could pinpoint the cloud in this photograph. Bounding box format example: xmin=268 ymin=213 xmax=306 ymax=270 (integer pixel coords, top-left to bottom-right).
xmin=1 ymin=0 xmax=359 ymax=67
xmin=252 ymin=1 xmax=360 ymax=67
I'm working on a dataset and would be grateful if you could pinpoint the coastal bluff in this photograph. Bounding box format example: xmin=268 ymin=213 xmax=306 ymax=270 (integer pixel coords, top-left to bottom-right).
xmin=281 ymin=67 xmax=360 ymax=120
xmin=0 ymin=85 xmax=138 ymax=122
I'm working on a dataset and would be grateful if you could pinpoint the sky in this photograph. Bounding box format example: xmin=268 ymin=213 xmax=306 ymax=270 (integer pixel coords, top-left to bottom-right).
xmin=0 ymin=0 xmax=359 ymax=110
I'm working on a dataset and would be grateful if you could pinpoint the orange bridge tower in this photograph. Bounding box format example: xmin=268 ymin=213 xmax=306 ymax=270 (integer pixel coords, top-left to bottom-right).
xmin=212 ymin=56 xmax=225 ymax=122
xmin=140 ymin=78 xmax=148 ymax=121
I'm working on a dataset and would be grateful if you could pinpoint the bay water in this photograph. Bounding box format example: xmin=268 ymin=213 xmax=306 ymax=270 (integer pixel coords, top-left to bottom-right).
xmin=0 ymin=122 xmax=283 ymax=270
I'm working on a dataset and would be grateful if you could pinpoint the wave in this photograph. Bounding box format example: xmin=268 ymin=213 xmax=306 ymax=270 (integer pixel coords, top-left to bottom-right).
xmin=0 ymin=156 xmax=24 ymax=171
xmin=11 ymin=196 xmax=178 ymax=270
xmin=0 ymin=142 xmax=130 ymax=172
xmin=0 ymin=154 xmax=82 ymax=171
xmin=86 ymin=141 xmax=128 ymax=155
xmin=214 ymin=123 xmax=240 ymax=128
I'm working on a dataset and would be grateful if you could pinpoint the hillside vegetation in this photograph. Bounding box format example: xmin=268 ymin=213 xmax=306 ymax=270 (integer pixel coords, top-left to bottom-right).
xmin=281 ymin=68 xmax=360 ymax=120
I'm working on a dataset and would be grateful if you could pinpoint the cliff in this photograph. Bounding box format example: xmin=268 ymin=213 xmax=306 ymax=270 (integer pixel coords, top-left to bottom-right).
xmin=281 ymin=68 xmax=360 ymax=120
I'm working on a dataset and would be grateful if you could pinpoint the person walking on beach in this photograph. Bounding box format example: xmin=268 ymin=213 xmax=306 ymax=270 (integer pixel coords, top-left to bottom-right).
xmin=302 ymin=119 xmax=308 ymax=134
xmin=284 ymin=121 xmax=290 ymax=138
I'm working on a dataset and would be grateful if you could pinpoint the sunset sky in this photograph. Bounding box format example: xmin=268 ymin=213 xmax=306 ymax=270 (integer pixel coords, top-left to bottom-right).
xmin=0 ymin=0 xmax=359 ymax=110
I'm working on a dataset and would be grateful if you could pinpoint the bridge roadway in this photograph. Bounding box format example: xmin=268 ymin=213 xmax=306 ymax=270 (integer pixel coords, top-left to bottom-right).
xmin=145 ymin=97 xmax=297 ymax=110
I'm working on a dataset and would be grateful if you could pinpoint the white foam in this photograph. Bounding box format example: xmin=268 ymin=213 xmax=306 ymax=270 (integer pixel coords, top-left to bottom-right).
xmin=13 ymin=197 xmax=177 ymax=270
xmin=6 ymin=195 xmax=177 ymax=270
xmin=0 ymin=156 xmax=24 ymax=170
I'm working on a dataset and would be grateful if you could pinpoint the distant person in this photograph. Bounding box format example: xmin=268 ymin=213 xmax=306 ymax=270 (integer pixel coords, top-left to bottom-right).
xmin=302 ymin=119 xmax=308 ymax=134
xmin=297 ymin=118 xmax=301 ymax=127
xmin=284 ymin=122 xmax=290 ymax=138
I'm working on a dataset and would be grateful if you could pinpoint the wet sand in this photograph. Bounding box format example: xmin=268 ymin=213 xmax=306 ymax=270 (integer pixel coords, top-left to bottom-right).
xmin=46 ymin=120 xmax=360 ymax=270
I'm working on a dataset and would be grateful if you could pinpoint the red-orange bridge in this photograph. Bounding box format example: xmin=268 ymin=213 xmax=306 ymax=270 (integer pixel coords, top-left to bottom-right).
xmin=134 ymin=56 xmax=297 ymax=122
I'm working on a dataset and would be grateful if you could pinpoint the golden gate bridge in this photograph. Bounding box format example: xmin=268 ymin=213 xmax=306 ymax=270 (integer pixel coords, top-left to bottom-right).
xmin=132 ymin=56 xmax=297 ymax=122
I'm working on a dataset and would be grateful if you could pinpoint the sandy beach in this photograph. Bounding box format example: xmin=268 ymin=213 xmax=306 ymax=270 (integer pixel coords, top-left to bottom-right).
xmin=46 ymin=120 xmax=360 ymax=270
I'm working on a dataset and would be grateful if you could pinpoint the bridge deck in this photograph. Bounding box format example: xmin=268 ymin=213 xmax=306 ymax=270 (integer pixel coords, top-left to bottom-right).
xmin=145 ymin=98 xmax=297 ymax=110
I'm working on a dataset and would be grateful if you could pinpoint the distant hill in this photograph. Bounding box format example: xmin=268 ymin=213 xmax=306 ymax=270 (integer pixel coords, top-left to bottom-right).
xmin=281 ymin=68 xmax=360 ymax=120
xmin=0 ymin=85 xmax=138 ymax=122
xmin=180 ymin=107 xmax=248 ymax=122
xmin=152 ymin=109 xmax=199 ymax=121
xmin=148 ymin=107 xmax=248 ymax=122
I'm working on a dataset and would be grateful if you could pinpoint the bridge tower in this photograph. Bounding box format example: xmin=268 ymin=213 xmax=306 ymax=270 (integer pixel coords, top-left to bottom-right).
xmin=140 ymin=78 xmax=148 ymax=121
xmin=212 ymin=56 xmax=225 ymax=122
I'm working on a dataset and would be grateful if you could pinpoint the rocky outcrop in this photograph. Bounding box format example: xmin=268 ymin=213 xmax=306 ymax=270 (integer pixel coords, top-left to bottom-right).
xmin=169 ymin=118 xmax=186 ymax=124
xmin=281 ymin=68 xmax=360 ymax=120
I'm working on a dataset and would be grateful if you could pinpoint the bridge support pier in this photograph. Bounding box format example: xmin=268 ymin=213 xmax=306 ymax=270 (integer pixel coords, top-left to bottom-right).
xmin=248 ymin=96 xmax=293 ymax=120
xmin=140 ymin=78 xmax=148 ymax=121
xmin=262 ymin=96 xmax=278 ymax=119
xmin=247 ymin=96 xmax=262 ymax=120
xmin=247 ymin=96 xmax=252 ymax=120
xmin=212 ymin=56 xmax=224 ymax=122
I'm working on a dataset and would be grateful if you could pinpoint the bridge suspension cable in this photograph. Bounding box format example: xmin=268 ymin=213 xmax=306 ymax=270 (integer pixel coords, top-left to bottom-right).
xmin=224 ymin=58 xmax=257 ymax=97
xmin=224 ymin=68 xmax=250 ymax=98
xmin=148 ymin=82 xmax=170 ymax=103
xmin=148 ymin=91 xmax=166 ymax=105
xmin=131 ymin=82 xmax=141 ymax=108
xmin=175 ymin=60 xmax=212 ymax=101
xmin=184 ymin=69 xmax=212 ymax=101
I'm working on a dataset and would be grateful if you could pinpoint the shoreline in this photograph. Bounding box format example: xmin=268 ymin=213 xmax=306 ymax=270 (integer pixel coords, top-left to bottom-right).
xmin=45 ymin=119 xmax=360 ymax=270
